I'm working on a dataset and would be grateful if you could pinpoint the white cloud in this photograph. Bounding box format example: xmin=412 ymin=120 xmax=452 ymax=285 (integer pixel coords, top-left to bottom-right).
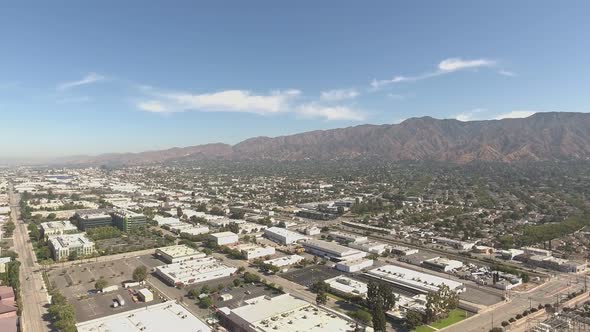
xmin=138 ymin=86 xmax=365 ymax=121
xmin=146 ymin=89 xmax=300 ymax=115
xmin=58 ymin=72 xmax=105 ymax=90
xmin=387 ymin=93 xmax=407 ymax=100
xmin=320 ymin=88 xmax=359 ymax=101
xmin=56 ymin=96 xmax=91 ymax=104
xmin=138 ymin=100 xmax=167 ymax=113
xmin=438 ymin=58 xmax=495 ymax=72
xmin=499 ymin=70 xmax=516 ymax=77
xmin=455 ymin=108 xmax=487 ymax=122
xmin=371 ymin=57 xmax=496 ymax=88
xmin=495 ymin=110 xmax=536 ymax=119
xmin=296 ymin=104 xmax=365 ymax=121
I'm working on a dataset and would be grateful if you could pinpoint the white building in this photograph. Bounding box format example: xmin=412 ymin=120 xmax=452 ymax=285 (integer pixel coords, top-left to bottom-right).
xmin=422 ymin=257 xmax=463 ymax=272
xmin=154 ymin=216 xmax=183 ymax=226
xmin=325 ymin=276 xmax=368 ymax=298
xmin=329 ymin=231 xmax=368 ymax=244
xmin=264 ymin=227 xmax=308 ymax=245
xmin=169 ymin=222 xmax=209 ymax=235
xmin=302 ymin=239 xmax=366 ymax=262
xmin=390 ymin=245 xmax=419 ymax=256
xmin=210 ymin=231 xmax=239 ymax=246
xmin=349 ymin=241 xmax=390 ymax=255
xmin=39 ymin=220 xmax=78 ymax=237
xmin=364 ymin=265 xmax=465 ymax=294
xmin=264 ymin=255 xmax=304 ymax=268
xmin=236 ymin=244 xmax=276 ymax=260
xmin=48 ymin=233 xmax=95 ymax=261
xmin=335 ymin=258 xmax=374 ymax=273
xmin=137 ymin=288 xmax=153 ymax=302
xmin=218 ymin=294 xmax=355 ymax=332
xmin=155 ymin=245 xmax=206 ymax=264
xmin=155 ymin=257 xmax=237 ymax=286
xmin=500 ymin=249 xmax=524 ymax=260
xmin=304 ymin=226 xmax=321 ymax=236
xmin=523 ymin=246 xmax=552 ymax=257
xmin=76 ymin=301 xmax=211 ymax=332
xmin=432 ymin=237 xmax=475 ymax=251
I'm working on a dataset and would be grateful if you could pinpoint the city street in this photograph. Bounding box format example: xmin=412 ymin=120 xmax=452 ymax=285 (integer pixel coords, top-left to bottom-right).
xmin=9 ymin=186 xmax=51 ymax=332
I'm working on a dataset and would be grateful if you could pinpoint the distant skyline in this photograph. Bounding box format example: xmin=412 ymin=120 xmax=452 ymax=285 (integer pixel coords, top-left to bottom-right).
xmin=1 ymin=1 xmax=589 ymax=160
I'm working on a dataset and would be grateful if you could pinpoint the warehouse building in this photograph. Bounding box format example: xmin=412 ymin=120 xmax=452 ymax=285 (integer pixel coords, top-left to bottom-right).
xmin=209 ymin=231 xmax=239 ymax=246
xmin=324 ymin=276 xmax=368 ymax=298
xmin=218 ymin=294 xmax=355 ymax=332
xmin=335 ymin=258 xmax=373 ymax=273
xmin=169 ymin=222 xmax=209 ymax=235
xmin=155 ymin=244 xmax=206 ymax=264
xmin=155 ymin=257 xmax=237 ymax=286
xmin=302 ymin=239 xmax=366 ymax=262
xmin=264 ymin=227 xmax=308 ymax=245
xmin=349 ymin=240 xmax=391 ymax=255
xmin=48 ymin=233 xmax=95 ymax=261
xmin=76 ymin=301 xmax=211 ymax=332
xmin=364 ymin=265 xmax=465 ymax=294
xmin=389 ymin=245 xmax=419 ymax=256
xmin=264 ymin=255 xmax=304 ymax=268
xmin=329 ymin=231 xmax=368 ymax=244
xmin=422 ymin=257 xmax=464 ymax=272
xmin=236 ymin=244 xmax=275 ymax=260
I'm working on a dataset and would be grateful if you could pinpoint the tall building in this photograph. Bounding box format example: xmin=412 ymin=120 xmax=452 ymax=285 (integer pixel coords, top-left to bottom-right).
xmin=48 ymin=233 xmax=95 ymax=261
xmin=111 ymin=210 xmax=147 ymax=231
xmin=74 ymin=209 xmax=114 ymax=230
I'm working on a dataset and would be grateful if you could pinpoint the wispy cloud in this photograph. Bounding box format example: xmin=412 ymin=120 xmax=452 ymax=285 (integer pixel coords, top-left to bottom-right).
xmin=320 ymin=88 xmax=359 ymax=101
xmin=499 ymin=70 xmax=516 ymax=77
xmin=371 ymin=57 xmax=496 ymax=88
xmin=296 ymin=103 xmax=365 ymax=121
xmin=57 ymin=72 xmax=105 ymax=91
xmin=455 ymin=108 xmax=487 ymax=122
xmin=56 ymin=96 xmax=91 ymax=104
xmin=495 ymin=110 xmax=536 ymax=119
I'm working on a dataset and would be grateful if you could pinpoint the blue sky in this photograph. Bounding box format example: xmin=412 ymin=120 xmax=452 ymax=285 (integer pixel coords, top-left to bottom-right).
xmin=1 ymin=1 xmax=589 ymax=159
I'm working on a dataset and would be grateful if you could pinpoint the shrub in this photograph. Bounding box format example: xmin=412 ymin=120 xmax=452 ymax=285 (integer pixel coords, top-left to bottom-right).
xmin=516 ymin=314 xmax=523 ymax=319
xmin=509 ymin=318 xmax=516 ymax=323
xmin=501 ymin=321 xmax=509 ymax=327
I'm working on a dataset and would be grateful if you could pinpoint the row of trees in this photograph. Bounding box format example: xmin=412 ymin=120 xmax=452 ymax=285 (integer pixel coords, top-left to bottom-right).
xmin=48 ymin=290 xmax=76 ymax=332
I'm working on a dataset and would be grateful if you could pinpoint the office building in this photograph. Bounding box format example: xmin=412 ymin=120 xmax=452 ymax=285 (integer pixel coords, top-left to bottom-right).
xmin=155 ymin=245 xmax=206 ymax=264
xmin=39 ymin=220 xmax=78 ymax=237
xmin=48 ymin=233 xmax=95 ymax=261
xmin=210 ymin=231 xmax=239 ymax=246
xmin=111 ymin=210 xmax=147 ymax=231
xmin=324 ymin=276 xmax=368 ymax=298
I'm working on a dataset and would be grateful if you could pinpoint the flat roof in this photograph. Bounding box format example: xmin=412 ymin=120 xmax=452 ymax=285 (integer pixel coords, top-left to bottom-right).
xmin=156 ymin=245 xmax=202 ymax=258
xmin=76 ymin=301 xmax=211 ymax=332
xmin=226 ymin=294 xmax=354 ymax=332
xmin=210 ymin=231 xmax=238 ymax=238
xmin=303 ymin=239 xmax=361 ymax=257
xmin=365 ymin=265 xmax=463 ymax=293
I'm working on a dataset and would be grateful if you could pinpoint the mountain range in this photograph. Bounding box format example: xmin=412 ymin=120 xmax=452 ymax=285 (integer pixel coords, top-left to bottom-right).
xmin=61 ymin=112 xmax=590 ymax=165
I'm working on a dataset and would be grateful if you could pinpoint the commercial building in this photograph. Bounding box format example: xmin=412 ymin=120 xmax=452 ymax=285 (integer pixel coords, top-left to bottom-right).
xmin=390 ymin=245 xmax=419 ymax=256
xmin=264 ymin=255 xmax=304 ymax=268
xmin=48 ymin=233 xmax=95 ymax=261
xmin=304 ymin=226 xmax=321 ymax=236
xmin=335 ymin=258 xmax=373 ymax=273
xmin=422 ymin=257 xmax=464 ymax=272
xmin=302 ymin=239 xmax=367 ymax=262
xmin=218 ymin=294 xmax=355 ymax=332
xmin=431 ymin=237 xmax=475 ymax=251
xmin=39 ymin=220 xmax=78 ymax=237
xmin=349 ymin=240 xmax=390 ymax=255
xmin=137 ymin=288 xmax=153 ymax=302
xmin=325 ymin=276 xmax=368 ymax=298
xmin=154 ymin=215 xmax=183 ymax=226
xmin=209 ymin=231 xmax=239 ymax=246
xmin=342 ymin=220 xmax=395 ymax=235
xmin=523 ymin=247 xmax=552 ymax=257
xmin=264 ymin=227 xmax=308 ymax=245
xmin=364 ymin=265 xmax=465 ymax=294
xmin=155 ymin=245 xmax=207 ymax=264
xmin=238 ymin=222 xmax=268 ymax=234
xmin=74 ymin=209 xmax=114 ymax=230
xmin=111 ymin=210 xmax=147 ymax=231
xmin=155 ymin=257 xmax=237 ymax=286
xmin=76 ymin=301 xmax=211 ymax=332
xmin=500 ymin=249 xmax=524 ymax=260
xmin=236 ymin=244 xmax=275 ymax=260
xmin=329 ymin=231 xmax=368 ymax=244
xmin=527 ymin=255 xmax=587 ymax=273
xmin=169 ymin=223 xmax=209 ymax=235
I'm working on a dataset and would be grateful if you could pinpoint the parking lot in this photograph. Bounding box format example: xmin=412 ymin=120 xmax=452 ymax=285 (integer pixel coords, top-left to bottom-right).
xmin=47 ymin=253 xmax=167 ymax=322
xmin=281 ymin=264 xmax=342 ymax=287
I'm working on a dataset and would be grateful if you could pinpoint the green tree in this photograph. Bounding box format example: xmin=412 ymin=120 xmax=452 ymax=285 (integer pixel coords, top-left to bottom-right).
xmin=132 ymin=265 xmax=148 ymax=282
xmin=425 ymin=284 xmax=459 ymax=323
xmin=350 ymin=309 xmax=372 ymax=326
xmin=95 ymin=278 xmax=108 ymax=290
xmin=372 ymin=302 xmax=387 ymax=332
xmin=405 ymin=310 xmax=424 ymax=329
xmin=198 ymin=296 xmax=212 ymax=308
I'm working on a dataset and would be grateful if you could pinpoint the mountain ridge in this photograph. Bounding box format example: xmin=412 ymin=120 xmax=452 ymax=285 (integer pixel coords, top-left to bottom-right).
xmin=57 ymin=112 xmax=590 ymax=165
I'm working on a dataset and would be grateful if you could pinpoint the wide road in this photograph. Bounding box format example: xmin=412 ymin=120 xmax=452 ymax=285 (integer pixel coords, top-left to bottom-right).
xmin=442 ymin=273 xmax=587 ymax=332
xmin=9 ymin=185 xmax=51 ymax=332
